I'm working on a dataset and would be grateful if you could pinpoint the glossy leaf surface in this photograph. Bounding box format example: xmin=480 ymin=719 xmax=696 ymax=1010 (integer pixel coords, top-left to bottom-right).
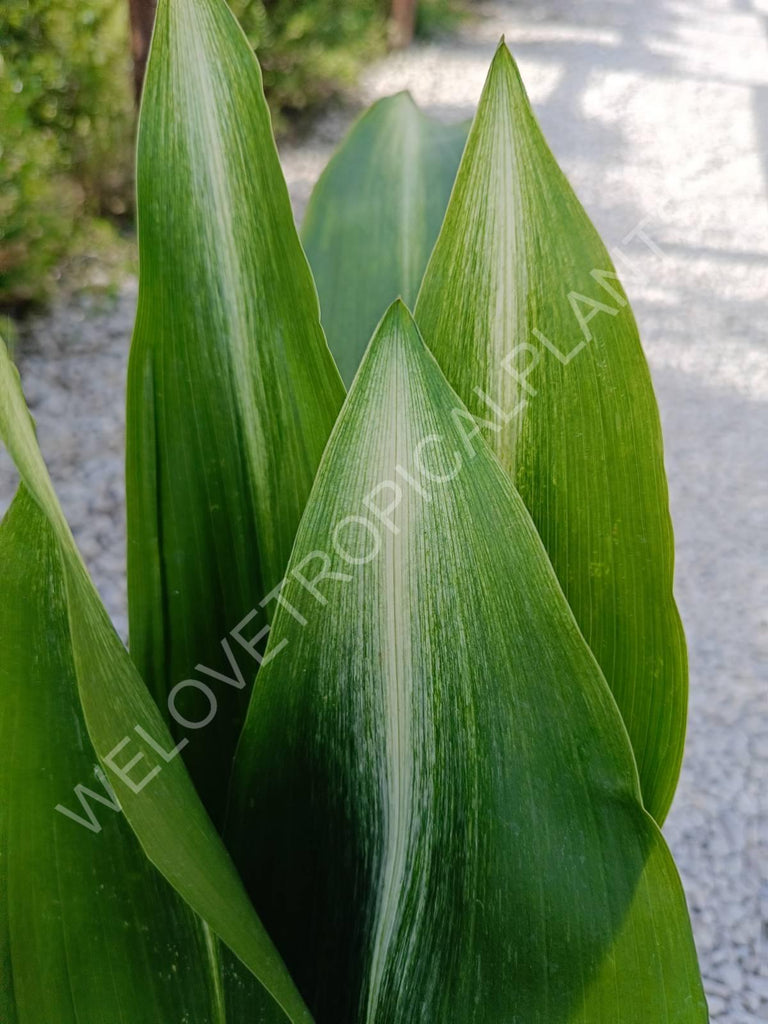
xmin=0 ymin=339 xmax=312 ymax=1024
xmin=127 ymin=0 xmax=345 ymax=820
xmin=415 ymin=44 xmax=687 ymax=823
xmin=302 ymin=92 xmax=468 ymax=386
xmin=228 ymin=302 xmax=706 ymax=1023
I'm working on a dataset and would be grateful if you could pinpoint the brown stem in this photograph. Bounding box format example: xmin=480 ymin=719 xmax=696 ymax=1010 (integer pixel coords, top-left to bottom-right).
xmin=390 ymin=0 xmax=418 ymax=48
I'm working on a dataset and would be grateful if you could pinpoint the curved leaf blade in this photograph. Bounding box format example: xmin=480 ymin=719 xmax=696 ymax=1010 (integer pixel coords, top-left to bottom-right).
xmin=0 ymin=339 xmax=313 ymax=1024
xmin=228 ymin=302 xmax=706 ymax=1023
xmin=302 ymin=92 xmax=468 ymax=386
xmin=127 ymin=0 xmax=345 ymax=820
xmin=415 ymin=44 xmax=687 ymax=823
xmin=0 ymin=486 xmax=288 ymax=1023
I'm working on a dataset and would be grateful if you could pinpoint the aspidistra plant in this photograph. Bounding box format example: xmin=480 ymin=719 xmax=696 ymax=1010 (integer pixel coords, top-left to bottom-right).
xmin=0 ymin=0 xmax=707 ymax=1021
xmin=304 ymin=47 xmax=687 ymax=828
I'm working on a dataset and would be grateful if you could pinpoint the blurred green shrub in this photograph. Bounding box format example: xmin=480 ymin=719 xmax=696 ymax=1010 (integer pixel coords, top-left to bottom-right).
xmin=1 ymin=0 xmax=461 ymax=305
xmin=234 ymin=0 xmax=462 ymax=120
xmin=231 ymin=0 xmax=388 ymax=116
xmin=0 ymin=0 xmax=134 ymax=303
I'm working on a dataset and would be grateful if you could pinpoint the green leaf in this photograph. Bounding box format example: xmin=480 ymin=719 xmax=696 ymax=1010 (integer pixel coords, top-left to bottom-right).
xmin=0 ymin=339 xmax=313 ymax=1024
xmin=302 ymin=92 xmax=468 ymax=387
xmin=0 ymin=486 xmax=288 ymax=1023
xmin=414 ymin=43 xmax=687 ymax=823
xmin=228 ymin=302 xmax=706 ymax=1023
xmin=127 ymin=0 xmax=345 ymax=821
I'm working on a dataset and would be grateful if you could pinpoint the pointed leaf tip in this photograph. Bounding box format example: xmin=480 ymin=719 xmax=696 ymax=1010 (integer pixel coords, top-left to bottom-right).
xmin=348 ymin=298 xmax=420 ymax=388
xmin=301 ymin=94 xmax=469 ymax=386
xmin=487 ymin=39 xmax=527 ymax=97
xmin=391 ymin=89 xmax=417 ymax=108
xmin=127 ymin=0 xmax=344 ymax=821
xmin=384 ymin=296 xmax=412 ymax=324
xmin=415 ymin=41 xmax=689 ymax=824
xmin=229 ymin=262 xmax=706 ymax=1021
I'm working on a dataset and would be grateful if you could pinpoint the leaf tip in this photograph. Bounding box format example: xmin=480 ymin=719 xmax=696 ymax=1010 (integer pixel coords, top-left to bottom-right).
xmin=479 ymin=38 xmax=534 ymax=131
xmin=392 ymin=89 xmax=417 ymax=107
xmin=352 ymin=298 xmax=420 ymax=385
xmin=490 ymin=36 xmax=518 ymax=78
xmin=384 ymin=90 xmax=423 ymax=132
xmin=379 ymin=296 xmax=414 ymax=335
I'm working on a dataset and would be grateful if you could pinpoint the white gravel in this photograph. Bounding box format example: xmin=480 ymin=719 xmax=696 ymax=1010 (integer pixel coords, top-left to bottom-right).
xmin=1 ymin=0 xmax=767 ymax=1019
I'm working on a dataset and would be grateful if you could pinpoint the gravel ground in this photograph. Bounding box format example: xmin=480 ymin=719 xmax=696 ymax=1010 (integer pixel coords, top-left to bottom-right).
xmin=2 ymin=0 xmax=767 ymax=1019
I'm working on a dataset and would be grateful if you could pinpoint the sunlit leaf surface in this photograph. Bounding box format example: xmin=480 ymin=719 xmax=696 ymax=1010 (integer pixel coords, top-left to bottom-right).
xmin=228 ymin=302 xmax=706 ymax=1023
xmin=127 ymin=0 xmax=345 ymax=820
xmin=415 ymin=44 xmax=687 ymax=823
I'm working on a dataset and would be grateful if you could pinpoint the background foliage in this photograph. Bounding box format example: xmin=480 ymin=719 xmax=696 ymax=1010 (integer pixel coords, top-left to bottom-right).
xmin=232 ymin=0 xmax=387 ymax=114
xmin=0 ymin=0 xmax=460 ymax=306
xmin=0 ymin=0 xmax=134 ymax=303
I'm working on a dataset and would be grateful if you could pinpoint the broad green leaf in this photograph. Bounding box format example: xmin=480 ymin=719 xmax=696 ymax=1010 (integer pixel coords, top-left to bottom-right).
xmin=228 ymin=302 xmax=706 ymax=1023
xmin=302 ymin=92 xmax=468 ymax=386
xmin=0 ymin=339 xmax=313 ymax=1024
xmin=415 ymin=44 xmax=687 ymax=823
xmin=0 ymin=486 xmax=287 ymax=1023
xmin=127 ymin=0 xmax=345 ymax=820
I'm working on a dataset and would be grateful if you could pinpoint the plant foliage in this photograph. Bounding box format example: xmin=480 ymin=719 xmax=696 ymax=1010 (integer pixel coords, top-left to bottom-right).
xmin=0 ymin=0 xmax=134 ymax=301
xmin=303 ymin=43 xmax=688 ymax=826
xmin=126 ymin=0 xmax=344 ymax=822
xmin=415 ymin=46 xmax=687 ymax=823
xmin=0 ymin=342 xmax=312 ymax=1022
xmin=302 ymin=92 xmax=469 ymax=386
xmin=228 ymin=300 xmax=705 ymax=1023
xmin=0 ymin=0 xmax=706 ymax=1020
